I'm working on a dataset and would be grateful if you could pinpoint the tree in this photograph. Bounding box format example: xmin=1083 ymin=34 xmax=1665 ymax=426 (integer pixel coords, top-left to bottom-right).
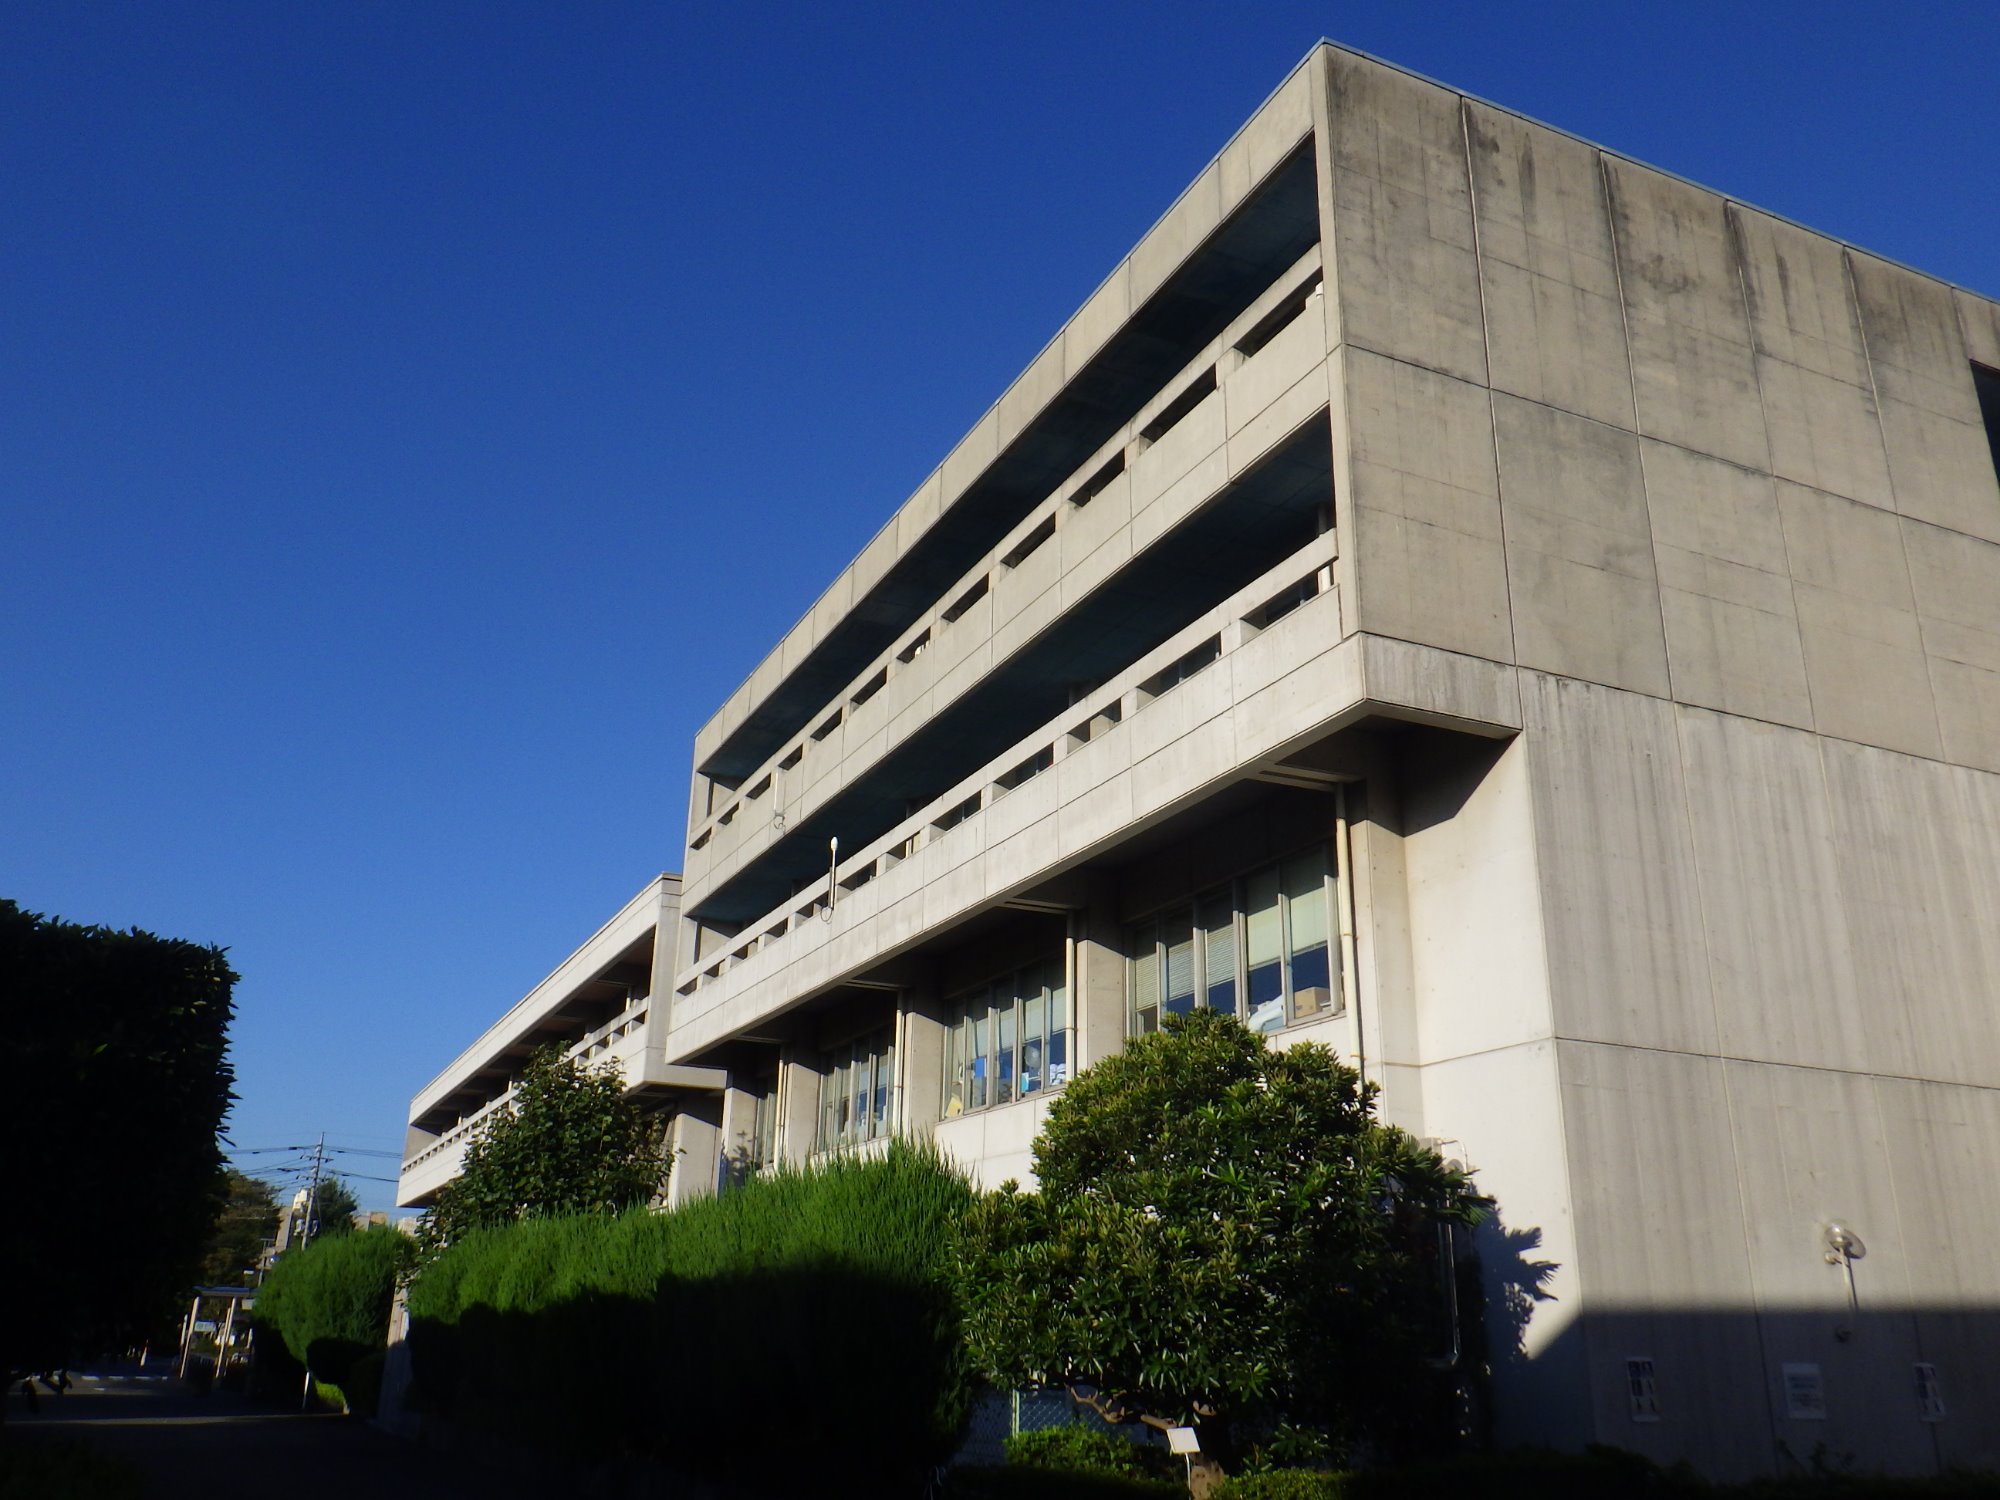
xmin=418 ymin=1046 xmax=666 ymax=1254
xmin=304 ymin=1174 xmax=361 ymax=1238
xmin=200 ymin=1170 xmax=279 ymax=1286
xmin=0 ymin=900 xmax=238 ymax=1375
xmin=956 ymin=1009 xmax=1482 ymax=1489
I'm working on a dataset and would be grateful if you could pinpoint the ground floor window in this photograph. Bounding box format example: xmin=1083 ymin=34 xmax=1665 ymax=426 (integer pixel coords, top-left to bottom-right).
xmin=817 ymin=1027 xmax=895 ymax=1151
xmin=1129 ymin=843 xmax=1338 ymax=1036
xmin=944 ymin=959 xmax=1070 ymax=1117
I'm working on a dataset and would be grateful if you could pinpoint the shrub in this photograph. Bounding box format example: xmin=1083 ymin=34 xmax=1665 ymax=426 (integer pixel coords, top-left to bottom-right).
xmin=254 ymin=1223 xmax=404 ymax=1412
xmin=1214 ymin=1470 xmax=1343 ymax=1500
xmin=1006 ymin=1424 xmax=1176 ymax=1482
xmin=408 ymin=1141 xmax=975 ymax=1492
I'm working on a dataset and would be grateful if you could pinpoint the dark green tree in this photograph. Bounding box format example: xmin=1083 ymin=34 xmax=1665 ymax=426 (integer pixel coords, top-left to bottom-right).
xmin=200 ymin=1170 xmax=279 ymax=1286
xmin=418 ymin=1046 xmax=666 ymax=1254
xmin=0 ymin=900 xmax=238 ymax=1374
xmin=304 ymin=1173 xmax=362 ymax=1238
xmin=956 ymin=1009 xmax=1482 ymax=1486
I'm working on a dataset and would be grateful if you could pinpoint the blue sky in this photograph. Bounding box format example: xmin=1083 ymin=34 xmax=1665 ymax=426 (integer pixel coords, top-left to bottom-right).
xmin=5 ymin=1 xmax=1997 ymax=1211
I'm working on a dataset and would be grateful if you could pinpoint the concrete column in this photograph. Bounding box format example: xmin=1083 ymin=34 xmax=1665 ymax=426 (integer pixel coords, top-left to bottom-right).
xmin=717 ymin=1079 xmax=760 ymax=1186
xmin=899 ymin=986 xmax=949 ymax=1138
xmin=665 ymin=1093 xmax=724 ymax=1206
xmin=777 ymin=1048 xmax=822 ymax=1165
xmin=1072 ymin=873 xmax=1127 ymax=1072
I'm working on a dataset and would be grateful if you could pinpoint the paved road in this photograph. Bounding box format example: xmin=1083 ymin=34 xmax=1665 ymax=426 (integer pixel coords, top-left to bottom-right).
xmin=4 ymin=1366 xmax=554 ymax=1499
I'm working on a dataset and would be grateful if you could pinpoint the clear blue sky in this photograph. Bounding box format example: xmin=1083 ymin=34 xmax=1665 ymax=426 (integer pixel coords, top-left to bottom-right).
xmin=6 ymin=1 xmax=1996 ymax=1212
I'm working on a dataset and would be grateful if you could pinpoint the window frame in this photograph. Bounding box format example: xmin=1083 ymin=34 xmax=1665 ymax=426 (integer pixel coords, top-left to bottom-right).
xmin=942 ymin=959 xmax=1071 ymax=1118
xmin=1128 ymin=840 xmax=1343 ymax=1037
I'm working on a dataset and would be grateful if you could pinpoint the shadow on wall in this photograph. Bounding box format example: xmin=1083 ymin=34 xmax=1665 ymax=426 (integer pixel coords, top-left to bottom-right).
xmin=405 ymin=1264 xmax=969 ymax=1500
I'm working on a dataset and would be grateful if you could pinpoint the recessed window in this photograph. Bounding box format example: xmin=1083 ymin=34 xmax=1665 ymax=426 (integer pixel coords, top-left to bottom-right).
xmin=897 ymin=629 xmax=931 ymax=664
xmin=993 ymin=744 xmax=1054 ymax=795
xmin=944 ymin=961 xmax=1070 ymax=1116
xmin=1244 ymin=571 xmax=1324 ymax=631
xmin=1000 ymin=515 xmax=1056 ymax=570
xmin=1129 ymin=844 xmax=1339 ymax=1036
xmin=1973 ymin=363 xmax=2000 ymax=493
xmin=811 ymin=708 xmax=843 ymax=742
xmin=1234 ymin=272 xmax=1322 ymax=359
xmin=1140 ymin=367 xmax=1217 ymax=445
xmin=1072 ymin=451 xmax=1125 ymax=508
xmin=778 ymin=744 xmax=803 ymax=772
xmin=817 ymin=1027 xmax=895 ymax=1151
xmin=744 ymin=774 xmax=772 ymax=802
xmin=933 ymin=791 xmax=982 ymax=833
xmin=1138 ymin=635 xmax=1222 ymax=701
xmin=943 ymin=576 xmax=989 ymax=623
xmin=851 ymin=667 xmax=887 ymax=709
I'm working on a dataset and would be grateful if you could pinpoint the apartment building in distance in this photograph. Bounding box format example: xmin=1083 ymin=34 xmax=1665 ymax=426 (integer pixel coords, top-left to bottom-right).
xmin=405 ymin=43 xmax=2000 ymax=1477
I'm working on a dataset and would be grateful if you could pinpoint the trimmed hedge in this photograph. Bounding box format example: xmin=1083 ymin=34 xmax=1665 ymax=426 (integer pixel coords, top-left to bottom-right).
xmin=254 ymin=1223 xmax=404 ymax=1415
xmin=1005 ymin=1425 xmax=1177 ymax=1483
xmin=408 ymin=1141 xmax=975 ymax=1493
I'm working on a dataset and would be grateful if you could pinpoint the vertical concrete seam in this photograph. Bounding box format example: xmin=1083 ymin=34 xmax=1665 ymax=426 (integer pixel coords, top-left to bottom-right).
xmin=1460 ymin=95 xmax=1520 ymax=668
xmin=1601 ymin=150 xmax=1682 ymax=709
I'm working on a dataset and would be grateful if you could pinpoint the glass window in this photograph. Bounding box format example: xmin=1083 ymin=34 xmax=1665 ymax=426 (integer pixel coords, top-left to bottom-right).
xmin=1244 ymin=866 xmax=1285 ymax=1033
xmin=1163 ymin=907 xmax=1197 ymax=1021
xmin=1126 ymin=843 xmax=1343 ymax=1040
xmin=817 ymin=1029 xmax=895 ymax=1151
xmin=1283 ymin=849 xmax=1332 ymax=1022
xmin=1200 ymin=891 xmax=1235 ymax=1014
xmin=996 ymin=997 xmax=1017 ymax=1104
xmin=1130 ymin=923 xmax=1160 ymax=1034
xmin=944 ymin=960 xmax=1073 ymax=1115
xmin=1022 ymin=990 xmax=1046 ymax=1095
xmin=1047 ymin=965 xmax=1070 ymax=1087
xmin=871 ymin=1039 xmax=895 ymax=1134
xmin=970 ymin=1009 xmax=990 ymax=1110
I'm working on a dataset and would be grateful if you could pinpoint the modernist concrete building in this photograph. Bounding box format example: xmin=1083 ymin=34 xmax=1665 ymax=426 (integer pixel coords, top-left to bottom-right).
xmin=404 ymin=43 xmax=2000 ymax=1477
xmin=397 ymin=875 xmax=722 ymax=1208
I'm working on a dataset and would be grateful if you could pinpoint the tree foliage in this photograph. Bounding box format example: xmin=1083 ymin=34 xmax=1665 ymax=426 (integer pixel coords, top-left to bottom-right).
xmin=0 ymin=900 xmax=238 ymax=1371
xmin=304 ymin=1173 xmax=361 ymax=1238
xmin=200 ymin=1170 xmax=279 ymax=1286
xmin=418 ymin=1046 xmax=666 ymax=1254
xmin=957 ymin=1010 xmax=1482 ymax=1473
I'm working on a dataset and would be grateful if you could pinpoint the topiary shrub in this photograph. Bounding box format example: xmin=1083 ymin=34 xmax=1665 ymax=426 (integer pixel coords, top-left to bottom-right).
xmin=254 ymin=1223 xmax=405 ymax=1414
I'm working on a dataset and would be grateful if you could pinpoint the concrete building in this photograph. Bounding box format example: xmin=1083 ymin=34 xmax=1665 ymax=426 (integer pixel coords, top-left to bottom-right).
xmin=397 ymin=875 xmax=722 ymax=1209
xmin=403 ymin=43 xmax=2000 ymax=1476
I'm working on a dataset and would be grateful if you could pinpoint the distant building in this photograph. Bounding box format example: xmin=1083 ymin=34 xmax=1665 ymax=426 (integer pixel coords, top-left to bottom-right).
xmin=405 ymin=44 xmax=2000 ymax=1476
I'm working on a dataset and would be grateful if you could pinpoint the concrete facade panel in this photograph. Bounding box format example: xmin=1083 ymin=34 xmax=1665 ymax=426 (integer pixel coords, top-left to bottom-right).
xmin=1341 ymin=347 xmax=1512 ymax=660
xmin=1324 ymin=51 xmax=1487 ymax=382
xmin=1463 ymin=103 xmax=1633 ymax=428
xmin=1493 ymin=394 xmax=1669 ymax=695
xmin=1730 ymin=206 xmax=1894 ymax=509
xmin=1519 ymin=674 xmax=1715 ymax=1055
xmin=1848 ymin=253 xmax=2000 ymax=543
xmin=1554 ymin=1040 xmax=1769 ymax=1480
xmin=1641 ymin=439 xmax=1812 ymax=729
xmin=1603 ymin=158 xmax=1769 ymax=472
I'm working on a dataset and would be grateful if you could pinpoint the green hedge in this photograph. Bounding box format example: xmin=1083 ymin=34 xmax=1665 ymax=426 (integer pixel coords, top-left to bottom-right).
xmin=254 ymin=1223 xmax=404 ymax=1414
xmin=408 ymin=1141 xmax=975 ymax=1493
xmin=1004 ymin=1425 xmax=1177 ymax=1483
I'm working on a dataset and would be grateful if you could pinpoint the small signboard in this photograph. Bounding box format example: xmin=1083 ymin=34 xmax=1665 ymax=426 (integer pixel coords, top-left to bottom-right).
xmin=1166 ymin=1426 xmax=1201 ymax=1455
xmin=1625 ymin=1357 xmax=1660 ymax=1422
xmin=1915 ymin=1362 xmax=1947 ymax=1422
xmin=1782 ymin=1362 xmax=1827 ymax=1421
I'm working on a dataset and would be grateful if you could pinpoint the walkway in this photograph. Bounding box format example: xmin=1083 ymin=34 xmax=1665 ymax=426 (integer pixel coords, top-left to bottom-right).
xmin=3 ymin=1364 xmax=551 ymax=1499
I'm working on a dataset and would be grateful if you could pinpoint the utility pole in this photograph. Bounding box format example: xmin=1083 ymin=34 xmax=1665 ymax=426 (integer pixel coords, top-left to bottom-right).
xmin=299 ymin=1134 xmax=326 ymax=1250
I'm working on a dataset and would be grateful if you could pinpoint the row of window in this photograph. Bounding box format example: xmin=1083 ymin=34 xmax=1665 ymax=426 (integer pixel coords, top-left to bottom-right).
xmin=943 ymin=961 xmax=1071 ymax=1118
xmin=816 ymin=1027 xmax=896 ymax=1152
xmin=806 ymin=845 xmax=1338 ymax=1143
xmin=1129 ymin=845 xmax=1338 ymax=1036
